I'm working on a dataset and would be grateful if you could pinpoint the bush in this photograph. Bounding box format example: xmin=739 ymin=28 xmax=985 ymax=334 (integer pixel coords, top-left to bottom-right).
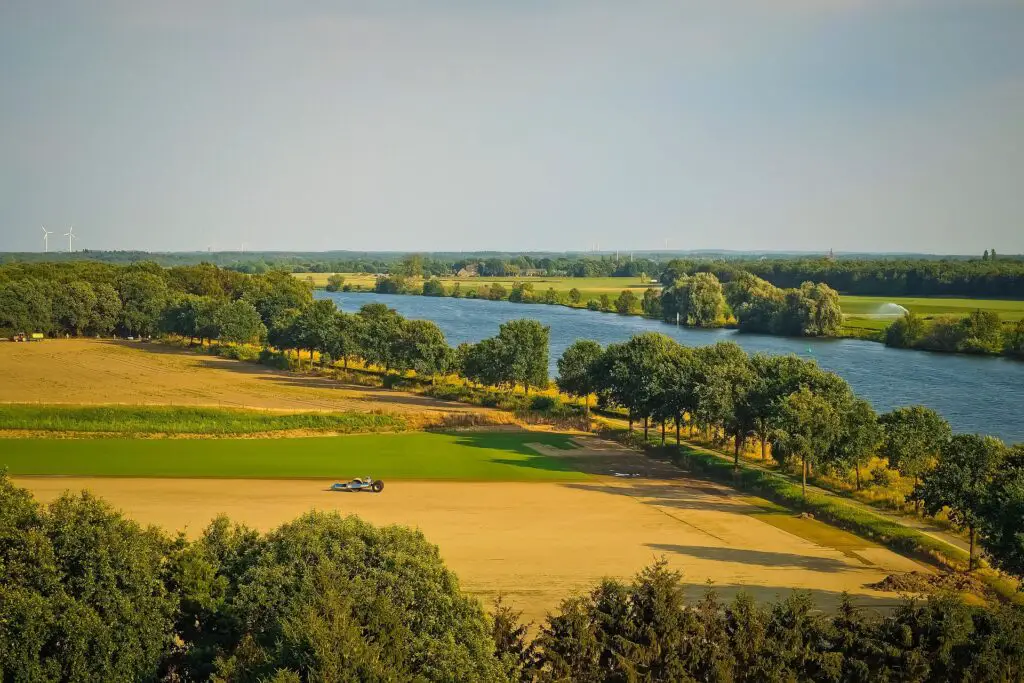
xmin=259 ymin=348 xmax=294 ymax=370
xmin=870 ymin=464 xmax=897 ymax=488
xmin=529 ymin=395 xmax=558 ymax=411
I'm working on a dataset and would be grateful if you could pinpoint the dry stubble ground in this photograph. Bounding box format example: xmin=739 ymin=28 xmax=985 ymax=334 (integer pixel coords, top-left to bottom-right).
xmin=0 ymin=338 xmax=493 ymax=418
xmin=5 ymin=340 xmax=926 ymax=624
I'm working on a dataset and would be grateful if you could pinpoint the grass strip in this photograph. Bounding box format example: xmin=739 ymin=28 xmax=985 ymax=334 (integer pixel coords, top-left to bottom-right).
xmin=0 ymin=431 xmax=584 ymax=481
xmin=0 ymin=404 xmax=406 ymax=435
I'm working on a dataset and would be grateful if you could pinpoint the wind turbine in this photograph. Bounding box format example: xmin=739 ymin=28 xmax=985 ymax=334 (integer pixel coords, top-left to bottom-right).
xmin=41 ymin=226 xmax=52 ymax=253
xmin=64 ymin=225 xmax=76 ymax=252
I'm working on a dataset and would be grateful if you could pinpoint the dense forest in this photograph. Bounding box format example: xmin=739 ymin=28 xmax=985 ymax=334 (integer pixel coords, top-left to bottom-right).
xmin=5 ymin=250 xmax=1024 ymax=298
xmin=3 ymin=474 xmax=1024 ymax=682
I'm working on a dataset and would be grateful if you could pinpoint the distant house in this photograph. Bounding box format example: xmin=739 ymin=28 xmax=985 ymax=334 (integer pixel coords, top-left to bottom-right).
xmin=521 ymin=268 xmax=545 ymax=277
xmin=456 ymin=266 xmax=478 ymax=277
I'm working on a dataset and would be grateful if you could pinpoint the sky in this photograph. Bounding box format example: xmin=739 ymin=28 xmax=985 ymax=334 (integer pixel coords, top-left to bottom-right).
xmin=1 ymin=1 xmax=1022 ymax=255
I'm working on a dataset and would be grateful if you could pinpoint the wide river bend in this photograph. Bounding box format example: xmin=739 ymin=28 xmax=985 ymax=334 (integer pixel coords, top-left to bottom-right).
xmin=318 ymin=291 xmax=1024 ymax=444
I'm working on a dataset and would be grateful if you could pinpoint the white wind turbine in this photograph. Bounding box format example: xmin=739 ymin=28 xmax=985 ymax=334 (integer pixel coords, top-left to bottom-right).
xmin=64 ymin=225 xmax=76 ymax=252
xmin=41 ymin=226 xmax=53 ymax=252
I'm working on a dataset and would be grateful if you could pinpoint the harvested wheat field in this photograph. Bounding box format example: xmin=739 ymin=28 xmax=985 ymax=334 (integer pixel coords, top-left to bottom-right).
xmin=17 ymin=474 xmax=926 ymax=626
xmin=0 ymin=338 xmax=493 ymax=419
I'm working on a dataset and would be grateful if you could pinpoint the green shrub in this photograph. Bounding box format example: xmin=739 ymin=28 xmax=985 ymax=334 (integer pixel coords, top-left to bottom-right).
xmin=870 ymin=464 xmax=897 ymax=488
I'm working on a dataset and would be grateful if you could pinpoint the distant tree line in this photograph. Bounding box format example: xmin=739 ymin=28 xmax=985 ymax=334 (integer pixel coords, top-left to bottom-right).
xmin=556 ymin=333 xmax=1024 ymax=574
xmin=3 ymin=473 xmax=1024 ymax=682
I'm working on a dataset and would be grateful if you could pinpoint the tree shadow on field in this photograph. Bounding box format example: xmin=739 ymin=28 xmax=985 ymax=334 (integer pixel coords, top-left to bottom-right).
xmin=562 ymin=481 xmax=752 ymax=514
xmin=646 ymin=543 xmax=852 ymax=573
xmin=678 ymin=583 xmax=904 ymax=614
xmin=448 ymin=432 xmax=585 ymax=475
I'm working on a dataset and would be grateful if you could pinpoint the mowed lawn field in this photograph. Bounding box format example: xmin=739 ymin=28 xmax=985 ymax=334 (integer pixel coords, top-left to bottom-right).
xmin=0 ymin=431 xmax=585 ymax=480
xmin=298 ymin=272 xmax=658 ymax=299
xmin=841 ymin=295 xmax=1024 ymax=321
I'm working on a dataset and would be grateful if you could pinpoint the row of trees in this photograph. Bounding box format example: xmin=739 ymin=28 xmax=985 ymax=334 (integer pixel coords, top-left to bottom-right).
xmin=724 ymin=272 xmax=844 ymax=336
xmin=0 ymin=262 xmax=311 ymax=341
xmin=555 ymin=333 xmax=1024 ymax=573
xmin=4 ymin=474 xmax=1023 ymax=682
xmin=887 ymin=310 xmax=1024 ymax=357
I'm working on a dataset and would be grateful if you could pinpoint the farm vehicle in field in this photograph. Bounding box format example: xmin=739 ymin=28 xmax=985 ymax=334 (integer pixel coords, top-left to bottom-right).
xmin=331 ymin=477 xmax=384 ymax=493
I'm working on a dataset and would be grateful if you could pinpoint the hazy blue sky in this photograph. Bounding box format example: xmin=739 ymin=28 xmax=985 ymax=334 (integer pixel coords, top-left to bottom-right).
xmin=2 ymin=1 xmax=1022 ymax=254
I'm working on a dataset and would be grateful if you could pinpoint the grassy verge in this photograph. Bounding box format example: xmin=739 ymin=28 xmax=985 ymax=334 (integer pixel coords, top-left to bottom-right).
xmin=0 ymin=404 xmax=407 ymax=436
xmin=0 ymin=431 xmax=585 ymax=480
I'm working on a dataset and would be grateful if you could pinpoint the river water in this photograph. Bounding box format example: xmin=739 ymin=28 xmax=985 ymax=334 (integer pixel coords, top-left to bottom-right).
xmin=317 ymin=291 xmax=1024 ymax=444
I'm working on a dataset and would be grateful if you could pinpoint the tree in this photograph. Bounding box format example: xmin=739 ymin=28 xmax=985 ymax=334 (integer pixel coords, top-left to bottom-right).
xmin=325 ymin=274 xmax=345 ymax=292
xmin=614 ymin=290 xmax=639 ymax=314
xmin=0 ymin=474 xmax=177 ymax=681
xmin=394 ymin=319 xmax=451 ymax=377
xmin=556 ymin=340 xmax=603 ymax=416
xmin=879 ymin=406 xmax=952 ymax=511
xmin=397 ymin=253 xmax=425 ymax=277
xmin=52 ymin=280 xmax=97 ymax=335
xmin=374 ymin=275 xmax=407 ymax=294
xmin=885 ymin=311 xmax=925 ymax=348
xmin=422 ymin=278 xmax=446 ymax=297
xmin=89 ymin=282 xmax=122 ymax=336
xmin=509 ymin=282 xmax=534 ymax=303
xmin=979 ymin=445 xmax=1024 ymax=580
xmin=169 ymin=512 xmax=504 ymax=682
xmin=486 ymin=282 xmax=508 ymax=301
xmin=696 ymin=342 xmax=756 ymax=467
xmin=1005 ymin=319 xmax=1024 ymax=357
xmin=568 ymin=288 xmax=582 ymax=305
xmin=215 ymin=299 xmax=267 ymax=344
xmin=242 ymin=270 xmax=313 ymax=331
xmin=641 ymin=288 xmax=662 ymax=318
xmin=598 ymin=293 xmax=612 ymax=311
xmin=773 ymin=387 xmax=842 ymax=498
xmin=830 ymin=398 xmax=881 ymax=490
xmin=913 ymin=434 xmax=1007 ymax=570
xmin=328 ymin=311 xmax=361 ymax=369
xmin=687 ymin=272 xmax=726 ymax=327
xmin=493 ymin=319 xmax=549 ymax=393
xmin=0 ymin=278 xmax=53 ymax=335
xmin=118 ymin=270 xmax=169 ymax=337
xmin=356 ymin=303 xmax=405 ymax=371
xmin=599 ymin=333 xmax=679 ymax=438
xmin=958 ymin=309 xmax=1003 ymax=354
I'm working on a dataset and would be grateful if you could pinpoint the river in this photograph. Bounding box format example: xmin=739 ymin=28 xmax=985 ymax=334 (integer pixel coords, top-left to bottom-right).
xmin=317 ymin=291 xmax=1024 ymax=444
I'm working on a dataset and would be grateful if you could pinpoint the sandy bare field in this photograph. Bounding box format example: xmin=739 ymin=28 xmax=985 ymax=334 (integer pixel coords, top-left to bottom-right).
xmin=17 ymin=475 xmax=926 ymax=625
xmin=0 ymin=338 xmax=491 ymax=418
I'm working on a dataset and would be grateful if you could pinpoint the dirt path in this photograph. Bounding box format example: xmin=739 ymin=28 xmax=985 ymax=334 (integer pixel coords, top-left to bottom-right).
xmin=17 ymin=475 xmax=927 ymax=626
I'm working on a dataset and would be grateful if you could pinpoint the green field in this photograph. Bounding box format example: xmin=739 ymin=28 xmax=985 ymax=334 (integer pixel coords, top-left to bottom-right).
xmin=840 ymin=295 xmax=1024 ymax=321
xmin=0 ymin=404 xmax=407 ymax=435
xmin=0 ymin=431 xmax=588 ymax=480
xmin=298 ymin=272 xmax=658 ymax=300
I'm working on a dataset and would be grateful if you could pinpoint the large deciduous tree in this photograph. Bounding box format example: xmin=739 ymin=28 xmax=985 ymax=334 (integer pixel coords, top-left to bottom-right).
xmin=913 ymin=434 xmax=1007 ymax=570
xmin=772 ymin=387 xmax=842 ymax=499
xmin=493 ymin=319 xmax=550 ymax=393
xmin=0 ymin=474 xmax=177 ymax=681
xmin=879 ymin=406 xmax=952 ymax=511
xmin=118 ymin=270 xmax=169 ymax=337
xmin=556 ymin=339 xmax=604 ymax=416
xmin=830 ymin=398 xmax=882 ymax=490
xmin=979 ymin=445 xmax=1024 ymax=580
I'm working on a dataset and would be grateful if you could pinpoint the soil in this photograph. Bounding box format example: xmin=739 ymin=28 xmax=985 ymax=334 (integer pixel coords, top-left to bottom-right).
xmin=18 ymin=474 xmax=927 ymax=626
xmin=0 ymin=339 xmax=498 ymax=418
